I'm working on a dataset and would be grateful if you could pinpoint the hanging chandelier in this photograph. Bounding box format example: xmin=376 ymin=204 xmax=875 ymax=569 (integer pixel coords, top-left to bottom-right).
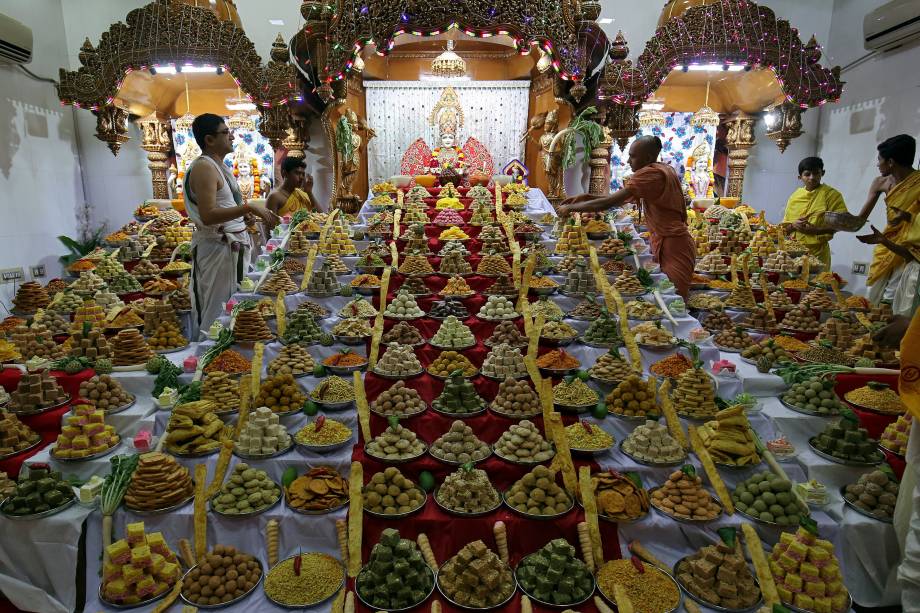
xmin=638 ymin=100 xmax=665 ymax=130
xmin=174 ymin=78 xmax=195 ymax=133
xmin=691 ymin=80 xmax=720 ymax=128
xmin=226 ymin=87 xmax=256 ymax=131
xmin=431 ymin=40 xmax=466 ymax=79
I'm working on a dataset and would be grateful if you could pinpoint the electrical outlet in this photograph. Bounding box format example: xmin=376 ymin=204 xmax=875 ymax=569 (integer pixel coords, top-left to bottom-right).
xmin=852 ymin=262 xmax=868 ymax=275
xmin=31 ymin=265 xmax=46 ymax=278
xmin=0 ymin=267 xmax=24 ymax=283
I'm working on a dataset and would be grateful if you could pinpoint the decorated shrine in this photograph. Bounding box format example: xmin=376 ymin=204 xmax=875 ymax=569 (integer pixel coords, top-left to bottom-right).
xmin=0 ymin=0 xmax=917 ymax=612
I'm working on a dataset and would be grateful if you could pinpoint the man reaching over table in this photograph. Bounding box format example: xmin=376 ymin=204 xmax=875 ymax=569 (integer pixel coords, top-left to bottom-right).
xmin=184 ymin=113 xmax=280 ymax=338
xmin=266 ymin=156 xmax=321 ymax=217
xmin=558 ymin=135 xmax=696 ymax=299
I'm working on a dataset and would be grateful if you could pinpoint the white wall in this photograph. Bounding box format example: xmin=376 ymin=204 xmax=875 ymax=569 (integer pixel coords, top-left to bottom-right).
xmin=0 ymin=0 xmax=84 ymax=310
xmin=818 ymin=0 xmax=920 ymax=294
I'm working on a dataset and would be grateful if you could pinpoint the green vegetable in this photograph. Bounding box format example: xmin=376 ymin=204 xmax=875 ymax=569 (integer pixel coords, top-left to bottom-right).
xmin=177 ymin=382 xmax=201 ymax=404
xmin=313 ymin=364 xmax=326 ymax=378
xmin=577 ymin=370 xmax=590 ymax=381
xmin=282 ymin=467 xmax=297 ymax=489
xmin=302 ymin=400 xmax=319 ymax=416
xmin=151 ymin=361 xmax=182 ymax=397
xmin=418 ymin=471 xmax=435 ymax=492
xmin=717 ymin=526 xmax=737 ymax=549
xmin=591 ymin=402 xmax=608 ymax=420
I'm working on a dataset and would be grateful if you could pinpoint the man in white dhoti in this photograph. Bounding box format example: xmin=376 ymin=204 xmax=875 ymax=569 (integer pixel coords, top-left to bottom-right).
xmin=184 ymin=113 xmax=280 ymax=338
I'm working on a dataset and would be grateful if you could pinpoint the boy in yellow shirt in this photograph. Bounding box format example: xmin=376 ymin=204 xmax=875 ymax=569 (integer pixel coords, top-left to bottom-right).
xmin=782 ymin=156 xmax=848 ymax=269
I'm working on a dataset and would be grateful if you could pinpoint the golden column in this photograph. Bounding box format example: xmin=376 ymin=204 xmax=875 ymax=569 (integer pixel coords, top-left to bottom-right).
xmin=588 ymin=127 xmax=613 ymax=196
xmin=724 ymin=112 xmax=757 ymax=199
xmin=136 ymin=113 xmax=172 ymax=199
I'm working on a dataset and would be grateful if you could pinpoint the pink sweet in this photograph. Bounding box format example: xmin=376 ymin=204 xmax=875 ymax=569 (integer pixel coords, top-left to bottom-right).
xmin=225 ymin=298 xmax=237 ymax=313
xmin=183 ymin=355 xmax=198 ymax=373
xmin=434 ymin=209 xmax=465 ymax=226
xmin=711 ymin=359 xmax=736 ymax=375
xmin=266 ymin=243 xmax=276 ymax=253
xmin=133 ymin=430 xmax=152 ymax=451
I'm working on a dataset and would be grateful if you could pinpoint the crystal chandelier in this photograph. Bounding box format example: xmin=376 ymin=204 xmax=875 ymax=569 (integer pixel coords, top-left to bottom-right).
xmin=431 ymin=40 xmax=466 ymax=79
xmin=691 ymin=80 xmax=720 ymax=128
xmin=174 ymin=78 xmax=195 ymax=133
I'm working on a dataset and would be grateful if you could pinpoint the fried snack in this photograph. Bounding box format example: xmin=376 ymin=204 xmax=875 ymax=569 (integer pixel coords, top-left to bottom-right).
xmin=233 ymin=309 xmax=274 ymax=343
xmin=440 ymin=275 xmax=474 ymax=297
xmin=203 ymin=349 xmax=251 ymax=376
xmin=181 ymin=544 xmax=260 ymax=606
xmin=586 ymin=472 xmax=648 ymax=522
xmin=476 ymin=253 xmax=512 ymax=277
xmin=696 ymin=406 xmax=760 ymax=466
xmin=285 ymin=466 xmax=348 ymax=512
xmin=165 ymin=401 xmax=225 ymax=455
xmin=672 ymin=367 xmax=718 ymax=420
xmin=12 ymin=282 xmax=50 ymax=312
xmin=588 ymin=350 xmax=636 ymax=383
xmin=537 ymin=348 xmax=580 ymax=370
xmin=295 ymin=417 xmax=352 ymax=447
xmin=651 ymin=469 xmax=721 ymax=521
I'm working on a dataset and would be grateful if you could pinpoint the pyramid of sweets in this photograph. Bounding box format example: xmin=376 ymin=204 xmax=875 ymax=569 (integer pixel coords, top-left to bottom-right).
xmin=763 ymin=250 xmax=797 ymax=273
xmin=485 ymin=274 xmax=516 ymax=296
xmin=676 ymin=540 xmax=761 ymax=610
xmin=374 ymin=343 xmax=423 ymax=377
xmin=433 ymin=371 xmax=485 ymax=414
xmin=324 ymin=254 xmax=351 ymax=274
xmin=112 ymin=328 xmax=154 ymax=367
xmin=555 ymin=254 xmax=584 ymax=275
xmin=530 ymin=296 xmax=564 ymax=321
xmin=400 ymin=224 xmax=430 ymax=253
xmin=606 ymin=374 xmax=658 ymax=418
xmin=439 ymin=240 xmax=470 ymax=257
xmin=494 ymin=420 xmax=554 ymax=463
xmin=468 ymin=185 xmax=491 ymax=202
xmin=598 ymin=236 xmax=631 ymax=258
xmin=433 ymin=207 xmax=464 ymax=226
xmin=385 ymin=289 xmax=425 ymax=319
xmin=116 ymin=237 xmax=145 ymax=261
xmin=582 ymin=311 xmax=621 ymax=346
xmin=366 ymin=421 xmax=426 ymax=461
xmin=614 ymin=271 xmax=646 ymax=295
xmin=10 ymin=324 xmax=63 ymax=360
xmin=381 ymin=321 xmax=425 ymax=346
xmin=439 ymin=251 xmax=472 ymax=275
xmin=695 ymin=253 xmax=729 ymax=275
xmin=124 ymin=452 xmax=194 ymax=511
xmin=769 ymin=526 xmax=850 ymax=612
xmin=143 ymin=301 xmax=179 ymax=334
xmin=0 ymin=411 xmax=41 ymax=456
xmin=306 ymin=262 xmax=342 ymax=296
xmin=12 ymin=282 xmax=50 ymax=313
xmin=266 ymin=344 xmax=314 ymax=378
xmin=478 ymin=295 xmax=518 ymax=320
xmin=161 ymin=224 xmax=192 ymax=247
xmin=869 ymin=301 xmax=893 ymax=324
xmin=399 ymin=254 xmax=435 ymax=276
xmin=588 ymin=350 xmax=636 ymax=382
xmin=555 ymin=222 xmax=590 ymax=255
xmin=71 ymin=299 xmax=107 ymax=332
xmin=749 ymin=230 xmax=776 ymax=256
xmin=235 ymin=406 xmax=292 ymax=456
xmin=691 ymin=224 xmax=712 ymax=253
xmin=780 ymin=306 xmax=820 ymax=332
xmin=101 ymin=522 xmax=181 ymax=606
xmin=742 ymin=306 xmax=777 ymax=332
xmin=436 ymin=465 xmax=499 ymax=514
xmin=252 ymin=374 xmax=306 ymax=416
xmin=481 ymin=343 xmax=527 ymax=379
xmin=438 ymin=540 xmax=515 ymax=608
xmin=233 ymin=309 xmax=274 ymax=343
xmin=94 ymin=256 xmax=127 ymax=281
xmin=717 ymin=229 xmax=747 ymax=255
xmin=480 ymin=225 xmax=509 ymax=253
xmin=286 ymin=228 xmax=313 ymax=255
xmin=370 ymin=381 xmax=427 ymax=417
xmin=0 ymin=340 xmax=21 ymax=363
xmin=69 ymin=326 xmax=113 ymax=360
xmin=651 ymin=468 xmax=721 ymax=521
xmin=622 ymin=419 xmax=685 ymax=463
xmin=167 ymin=287 xmax=191 ymax=312
xmin=490 ymin=376 xmax=540 ymax=418
xmin=881 ymin=414 xmax=912 ymax=455
xmin=477 ymin=253 xmax=512 ymax=276
xmin=724 ymin=283 xmax=757 ymax=310
xmin=402 ymin=205 xmax=428 ymax=224
xmin=428 ymin=299 xmax=469 ymax=320
xmin=817 ymin=315 xmax=858 ymax=350
xmin=106 ymin=270 xmax=143 ymax=294
xmin=331 ymin=317 xmax=372 ymax=338
xmin=48 ymin=292 xmax=84 ymax=315
xmin=439 ymin=226 xmax=470 ymax=241
xmin=7 ymin=371 xmax=68 ymax=413
xmin=33 ymin=309 xmax=70 ymax=337
xmin=339 ymin=297 xmax=378 ymax=319
xmin=431 ymin=315 xmax=476 ymax=348
xmin=562 ymin=261 xmax=596 ymax=295
xmin=701 ymin=310 xmax=732 ymax=333
xmin=795 ymin=253 xmax=824 ymax=271
xmin=696 ymin=405 xmax=760 ymax=466
xmin=51 ymin=402 xmax=120 ymax=458
xmin=521 ymin=242 xmax=552 ymax=271
xmin=319 ymin=216 xmax=356 ymax=255
xmin=200 ymin=372 xmax=241 ymax=413
xmin=469 ymin=201 xmax=493 ymax=225
xmin=848 ymin=334 xmax=896 ymax=365
xmin=769 ymin=289 xmax=794 ymax=309
xmin=260 ymin=269 xmax=298 ymax=294
xmin=430 ymin=420 xmax=490 ymax=463
xmin=70 ymin=271 xmax=107 ymax=296
xmin=280 ymin=310 xmax=324 ymax=346
xmin=131 ymin=259 xmax=161 ymax=280
xmin=485 ymin=320 xmax=527 ymax=347
xmin=802 ymin=288 xmax=835 ymax=310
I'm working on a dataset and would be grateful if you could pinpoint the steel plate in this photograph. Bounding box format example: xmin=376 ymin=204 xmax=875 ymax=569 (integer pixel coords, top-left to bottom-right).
xmin=673 ymin=556 xmax=762 ymax=613
xmin=807 ymin=438 xmax=883 ymax=466
xmin=1 ymin=495 xmax=76 ymax=520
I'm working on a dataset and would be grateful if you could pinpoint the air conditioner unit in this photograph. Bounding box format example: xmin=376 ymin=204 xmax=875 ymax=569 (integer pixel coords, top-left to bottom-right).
xmin=0 ymin=12 xmax=32 ymax=64
xmin=864 ymin=0 xmax=920 ymax=52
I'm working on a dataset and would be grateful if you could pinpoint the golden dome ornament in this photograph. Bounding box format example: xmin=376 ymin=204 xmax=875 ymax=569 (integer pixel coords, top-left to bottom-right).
xmin=638 ymin=101 xmax=665 ymax=130
xmin=431 ymin=40 xmax=466 ymax=79
xmin=174 ymin=78 xmax=195 ymax=133
xmin=691 ymin=81 xmax=720 ymax=129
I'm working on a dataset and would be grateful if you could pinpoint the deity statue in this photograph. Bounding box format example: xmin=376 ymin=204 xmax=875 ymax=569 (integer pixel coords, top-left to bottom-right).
xmin=400 ymin=86 xmax=494 ymax=182
xmin=540 ymin=109 xmax=568 ymax=205
xmin=167 ymin=165 xmax=178 ymax=199
xmin=684 ymin=142 xmax=715 ymax=201
xmin=233 ymin=142 xmax=260 ymax=201
xmin=338 ymin=110 xmax=365 ymax=208
xmin=175 ymin=139 xmax=201 ymax=197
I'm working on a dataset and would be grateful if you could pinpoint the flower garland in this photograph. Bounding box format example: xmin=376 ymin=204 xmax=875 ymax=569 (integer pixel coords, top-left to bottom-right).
xmin=684 ymin=165 xmax=715 ymax=199
xmin=431 ymin=146 xmax=466 ymax=170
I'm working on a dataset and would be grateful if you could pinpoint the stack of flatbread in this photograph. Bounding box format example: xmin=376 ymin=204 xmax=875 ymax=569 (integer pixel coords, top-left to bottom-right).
xmin=123 ymin=452 xmax=194 ymax=511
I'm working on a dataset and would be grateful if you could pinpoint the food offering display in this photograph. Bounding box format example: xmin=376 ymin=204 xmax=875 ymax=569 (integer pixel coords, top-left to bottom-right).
xmin=769 ymin=525 xmax=850 ymax=612
xmin=621 ymin=419 xmax=688 ymax=465
xmin=264 ymin=551 xmax=344 ymax=607
xmin=50 ymin=403 xmax=120 ymax=460
xmin=650 ymin=467 xmax=722 ymax=522
xmin=78 ymin=374 xmax=134 ymax=413
xmin=181 ymin=544 xmax=262 ymax=607
xmin=493 ymin=420 xmax=554 ymax=464
xmin=732 ymin=472 xmax=807 ymax=526
xmin=284 ymin=466 xmax=348 ymax=514
xmin=100 ymin=522 xmax=181 ymax=607
xmin=365 ymin=419 xmax=427 ymax=462
xmin=363 ymin=467 xmax=426 ymax=516
xmin=6 ymin=370 xmax=69 ymax=414
xmin=356 ymin=529 xmax=434 ymax=610
xmin=123 ymin=452 xmax=194 ymax=512
xmin=435 ymin=464 xmax=501 ymax=515
xmin=675 ymin=532 xmax=762 ymax=611
xmin=1 ymin=463 xmax=75 ymax=518
xmin=430 ymin=420 xmax=490 ymax=464
xmin=596 ymin=557 xmax=681 ymax=613
xmin=503 ymin=465 xmax=573 ymax=518
xmin=234 ymin=406 xmax=292 ymax=457
xmin=516 ymin=538 xmax=594 ymax=606
xmin=372 ymin=343 xmax=424 ymax=378
xmin=842 ymin=469 xmax=899 ymax=522
xmin=606 ymin=374 xmax=658 ymax=419
xmin=253 ymin=374 xmax=307 ymax=416
xmin=211 ymin=463 xmax=282 ymax=516
xmin=0 ymin=411 xmax=41 ymax=458
xmin=809 ymin=413 xmax=884 ymax=465
xmin=696 ymin=406 xmax=760 ymax=467
xmin=164 ymin=401 xmax=226 ymax=456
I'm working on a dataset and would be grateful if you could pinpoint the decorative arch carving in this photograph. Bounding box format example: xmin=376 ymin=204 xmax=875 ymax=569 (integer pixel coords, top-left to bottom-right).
xmin=596 ymin=0 xmax=843 ymax=107
xmin=57 ymin=0 xmax=297 ymax=109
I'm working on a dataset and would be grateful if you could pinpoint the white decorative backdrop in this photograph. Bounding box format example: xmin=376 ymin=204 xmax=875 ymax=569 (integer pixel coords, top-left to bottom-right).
xmin=364 ymin=80 xmax=530 ymax=182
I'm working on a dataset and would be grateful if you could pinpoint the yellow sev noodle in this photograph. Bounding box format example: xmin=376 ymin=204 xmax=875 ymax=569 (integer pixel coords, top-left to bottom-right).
xmin=264 ymin=553 xmax=343 ymax=606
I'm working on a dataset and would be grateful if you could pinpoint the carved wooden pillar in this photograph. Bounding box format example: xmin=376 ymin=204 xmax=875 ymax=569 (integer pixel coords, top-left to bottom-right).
xmin=588 ymin=127 xmax=613 ymax=196
xmin=137 ymin=113 xmax=172 ymax=199
xmin=724 ymin=112 xmax=756 ymax=199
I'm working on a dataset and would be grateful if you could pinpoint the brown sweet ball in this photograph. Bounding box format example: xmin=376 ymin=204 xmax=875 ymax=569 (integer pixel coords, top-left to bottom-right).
xmin=200 ymin=563 xmax=213 ymax=575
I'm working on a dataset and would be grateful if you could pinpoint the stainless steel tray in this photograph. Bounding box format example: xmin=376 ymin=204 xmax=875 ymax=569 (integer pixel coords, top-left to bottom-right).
xmin=179 ymin=558 xmax=263 ymax=609
xmin=808 ymin=437 xmax=884 ymax=466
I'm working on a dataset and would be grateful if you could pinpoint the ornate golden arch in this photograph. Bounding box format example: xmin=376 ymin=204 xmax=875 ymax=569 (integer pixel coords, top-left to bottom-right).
xmin=57 ymin=0 xmax=298 ymax=156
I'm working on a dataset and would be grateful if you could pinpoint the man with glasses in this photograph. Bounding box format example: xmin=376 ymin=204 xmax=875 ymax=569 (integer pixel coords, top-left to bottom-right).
xmin=184 ymin=113 xmax=281 ymax=338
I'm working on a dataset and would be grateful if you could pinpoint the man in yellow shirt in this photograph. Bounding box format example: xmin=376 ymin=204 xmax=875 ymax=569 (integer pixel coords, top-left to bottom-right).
xmin=781 ymin=156 xmax=848 ymax=269
xmin=857 ymin=134 xmax=920 ymax=315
